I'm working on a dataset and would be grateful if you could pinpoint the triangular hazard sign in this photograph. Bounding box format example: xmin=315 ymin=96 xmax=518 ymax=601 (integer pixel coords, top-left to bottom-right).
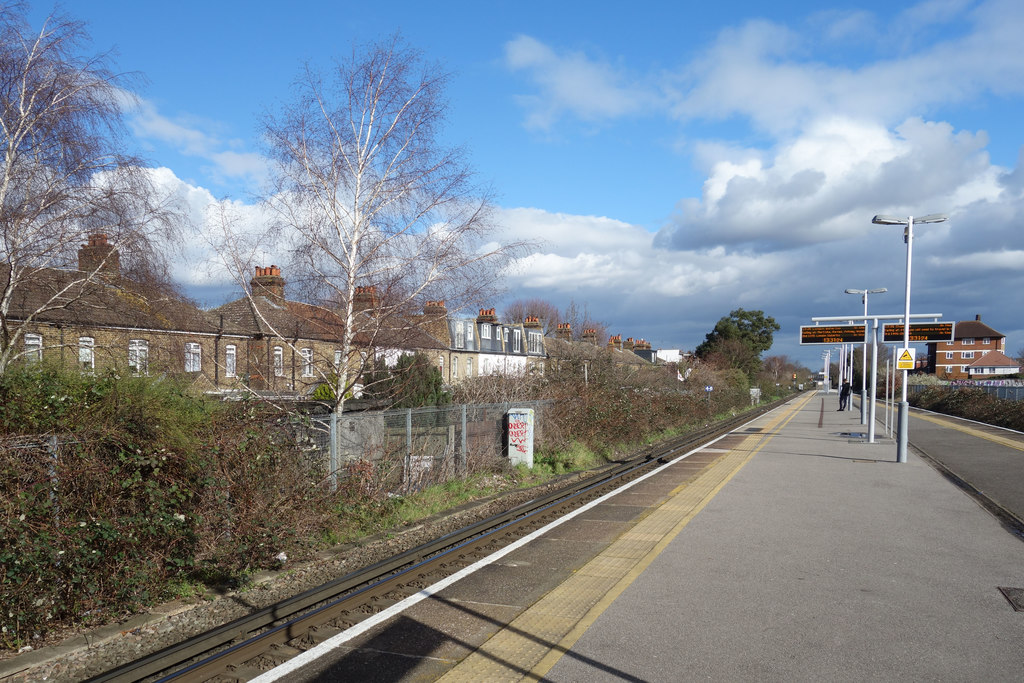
xmin=899 ymin=349 xmax=913 ymax=362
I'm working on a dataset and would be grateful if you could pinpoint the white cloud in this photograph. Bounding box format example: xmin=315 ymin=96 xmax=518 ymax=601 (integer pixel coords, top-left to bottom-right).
xmin=503 ymin=35 xmax=659 ymax=130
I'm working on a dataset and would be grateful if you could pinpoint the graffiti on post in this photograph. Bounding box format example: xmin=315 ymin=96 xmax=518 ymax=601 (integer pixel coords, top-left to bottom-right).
xmin=506 ymin=408 xmax=534 ymax=467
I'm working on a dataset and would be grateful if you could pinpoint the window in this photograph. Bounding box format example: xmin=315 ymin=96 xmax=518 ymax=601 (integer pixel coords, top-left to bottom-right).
xmin=334 ymin=349 xmax=342 ymax=368
xmin=79 ymin=337 xmax=94 ymax=370
xmin=128 ymin=339 xmax=148 ymax=375
xmin=503 ymin=328 xmax=509 ymax=344
xmin=961 ymin=351 xmax=975 ymax=360
xmin=273 ymin=347 xmax=284 ymax=377
xmin=945 ymin=352 xmax=953 ymax=360
xmin=513 ymin=329 xmax=522 ymax=353
xmin=439 ymin=356 xmax=444 ymax=377
xmin=528 ymin=331 xmax=542 ymax=354
xmin=184 ymin=342 xmax=201 ymax=372
xmin=982 ymin=337 xmax=991 ymax=345
xmin=452 ymin=355 xmax=459 ymax=378
xmin=455 ymin=324 xmax=465 ymax=349
xmin=466 ymin=322 xmax=474 ymax=343
xmin=466 ymin=357 xmax=472 ymax=377
xmin=963 ymin=338 xmax=974 ymax=345
xmin=301 ymin=348 xmax=314 ymax=377
xmin=481 ymin=324 xmax=491 ymax=340
xmin=24 ymin=333 xmax=42 ymax=363
xmin=961 ymin=366 xmax=968 ymax=374
xmin=225 ymin=344 xmax=237 ymax=377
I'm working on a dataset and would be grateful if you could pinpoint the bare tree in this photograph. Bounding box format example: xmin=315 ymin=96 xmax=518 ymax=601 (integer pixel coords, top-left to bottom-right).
xmin=0 ymin=5 xmax=177 ymax=374
xmin=501 ymin=298 xmax=561 ymax=334
xmin=259 ymin=35 xmax=517 ymax=413
xmin=561 ymin=299 xmax=607 ymax=343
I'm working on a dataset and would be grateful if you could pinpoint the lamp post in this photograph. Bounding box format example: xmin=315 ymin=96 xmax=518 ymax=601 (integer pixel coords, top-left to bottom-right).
xmin=872 ymin=213 xmax=948 ymax=462
xmin=844 ymin=287 xmax=886 ymax=424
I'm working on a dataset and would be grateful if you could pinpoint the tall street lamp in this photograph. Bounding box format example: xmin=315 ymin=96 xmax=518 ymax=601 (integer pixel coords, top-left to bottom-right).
xmin=844 ymin=287 xmax=886 ymax=424
xmin=872 ymin=213 xmax=948 ymax=462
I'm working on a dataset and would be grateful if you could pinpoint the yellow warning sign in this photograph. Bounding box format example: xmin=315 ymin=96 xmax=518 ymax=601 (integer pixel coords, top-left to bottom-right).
xmin=896 ymin=347 xmax=916 ymax=370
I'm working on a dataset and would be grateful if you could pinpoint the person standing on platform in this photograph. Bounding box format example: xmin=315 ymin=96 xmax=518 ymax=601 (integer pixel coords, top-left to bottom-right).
xmin=839 ymin=380 xmax=851 ymax=411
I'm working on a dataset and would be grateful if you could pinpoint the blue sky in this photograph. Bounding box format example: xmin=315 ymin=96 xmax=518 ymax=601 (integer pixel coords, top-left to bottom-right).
xmin=28 ymin=0 xmax=1024 ymax=369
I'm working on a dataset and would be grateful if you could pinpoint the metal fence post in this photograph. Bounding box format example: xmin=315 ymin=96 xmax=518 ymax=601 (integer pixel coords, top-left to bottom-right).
xmin=329 ymin=412 xmax=338 ymax=491
xmin=459 ymin=404 xmax=467 ymax=475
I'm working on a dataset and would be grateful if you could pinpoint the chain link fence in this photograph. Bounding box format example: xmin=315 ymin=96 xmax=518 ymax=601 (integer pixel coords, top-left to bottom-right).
xmin=299 ymin=400 xmax=553 ymax=491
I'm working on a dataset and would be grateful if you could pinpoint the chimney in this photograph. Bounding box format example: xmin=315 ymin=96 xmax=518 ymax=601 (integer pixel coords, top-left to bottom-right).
xmin=353 ymin=285 xmax=379 ymax=313
xmin=523 ymin=315 xmax=542 ymax=330
xmin=476 ymin=307 xmax=498 ymax=324
xmin=251 ymin=265 xmax=285 ymax=302
xmin=623 ymin=337 xmax=635 ymax=351
xmin=976 ymin=314 xmax=981 ymax=321
xmin=607 ymin=334 xmax=622 ymax=350
xmin=78 ymin=233 xmax=120 ymax=277
xmin=422 ymin=300 xmax=449 ymax=342
xmin=556 ymin=323 xmax=573 ymax=341
xmin=582 ymin=328 xmax=598 ymax=346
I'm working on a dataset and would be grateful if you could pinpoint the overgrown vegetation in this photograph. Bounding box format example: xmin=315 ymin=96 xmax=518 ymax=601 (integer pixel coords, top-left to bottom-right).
xmin=0 ymin=365 xmax=335 ymax=649
xmin=909 ymin=386 xmax=1024 ymax=431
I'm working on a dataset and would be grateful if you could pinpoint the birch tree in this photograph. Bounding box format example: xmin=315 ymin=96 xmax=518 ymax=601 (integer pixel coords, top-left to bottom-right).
xmin=262 ymin=35 xmax=515 ymax=413
xmin=0 ymin=5 xmax=176 ymax=374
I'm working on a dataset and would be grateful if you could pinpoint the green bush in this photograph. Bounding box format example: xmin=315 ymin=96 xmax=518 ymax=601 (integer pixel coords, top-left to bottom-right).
xmin=910 ymin=386 xmax=1024 ymax=431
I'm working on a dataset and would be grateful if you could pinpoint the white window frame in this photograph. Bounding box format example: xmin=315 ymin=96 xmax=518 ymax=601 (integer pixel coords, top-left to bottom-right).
xmin=301 ymin=348 xmax=314 ymax=377
xmin=466 ymin=357 xmax=472 ymax=377
xmin=273 ymin=346 xmax=284 ymax=377
xmin=79 ymin=337 xmax=95 ymax=370
xmin=225 ymin=344 xmax=237 ymax=377
xmin=481 ymin=323 xmax=491 ymax=340
xmin=961 ymin=351 xmax=975 ymax=360
xmin=513 ymin=329 xmax=522 ymax=353
xmin=963 ymin=338 xmax=975 ymax=345
xmin=466 ymin=322 xmax=474 ymax=343
xmin=452 ymin=355 xmax=459 ymax=378
xmin=982 ymin=337 xmax=991 ymax=345
xmin=944 ymin=352 xmax=953 ymax=360
xmin=24 ymin=333 xmax=42 ymax=363
xmin=334 ymin=349 xmax=342 ymax=369
xmin=455 ymin=325 xmax=465 ymax=349
xmin=128 ymin=339 xmax=149 ymax=375
xmin=184 ymin=342 xmax=202 ymax=373
xmin=528 ymin=331 xmax=542 ymax=354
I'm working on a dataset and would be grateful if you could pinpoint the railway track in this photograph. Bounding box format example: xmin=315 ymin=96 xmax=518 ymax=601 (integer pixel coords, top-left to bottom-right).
xmin=88 ymin=398 xmax=791 ymax=682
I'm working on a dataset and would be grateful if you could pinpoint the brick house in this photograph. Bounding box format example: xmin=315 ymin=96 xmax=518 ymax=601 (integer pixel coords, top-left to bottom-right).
xmin=927 ymin=315 xmax=1015 ymax=380
xmin=6 ymin=234 xmax=224 ymax=388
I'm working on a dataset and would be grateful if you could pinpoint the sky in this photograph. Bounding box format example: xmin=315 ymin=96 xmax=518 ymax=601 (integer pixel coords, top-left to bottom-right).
xmin=26 ymin=0 xmax=1024 ymax=370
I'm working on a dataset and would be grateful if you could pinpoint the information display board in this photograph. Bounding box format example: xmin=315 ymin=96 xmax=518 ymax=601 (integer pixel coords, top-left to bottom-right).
xmin=799 ymin=324 xmax=867 ymax=345
xmin=882 ymin=322 xmax=955 ymax=342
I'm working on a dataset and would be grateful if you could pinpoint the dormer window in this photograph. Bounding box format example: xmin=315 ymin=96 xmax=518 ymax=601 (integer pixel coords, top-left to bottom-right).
xmin=481 ymin=323 xmax=491 ymax=339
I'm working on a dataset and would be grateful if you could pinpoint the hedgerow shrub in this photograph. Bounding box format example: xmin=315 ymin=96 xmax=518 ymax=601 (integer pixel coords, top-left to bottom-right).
xmin=910 ymin=387 xmax=1024 ymax=431
xmin=0 ymin=365 xmax=335 ymax=649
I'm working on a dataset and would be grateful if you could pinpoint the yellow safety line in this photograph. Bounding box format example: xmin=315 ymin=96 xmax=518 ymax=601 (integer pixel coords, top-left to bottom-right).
xmin=437 ymin=393 xmax=813 ymax=682
xmin=911 ymin=411 xmax=1024 ymax=452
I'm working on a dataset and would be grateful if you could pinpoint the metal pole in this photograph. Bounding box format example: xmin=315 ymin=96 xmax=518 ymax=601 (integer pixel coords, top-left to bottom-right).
xmin=869 ymin=319 xmax=879 ymax=443
xmin=847 ymin=343 xmax=855 ymax=411
xmin=897 ymin=217 xmax=914 ymax=463
xmin=861 ymin=296 xmax=869 ymax=423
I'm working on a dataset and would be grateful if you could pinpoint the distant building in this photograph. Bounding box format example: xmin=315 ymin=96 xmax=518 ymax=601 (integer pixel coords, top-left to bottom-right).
xmin=926 ymin=315 xmax=1016 ymax=380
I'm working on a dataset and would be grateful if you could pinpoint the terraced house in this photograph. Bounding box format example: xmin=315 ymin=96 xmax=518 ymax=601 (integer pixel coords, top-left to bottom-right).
xmin=926 ymin=315 xmax=1020 ymax=380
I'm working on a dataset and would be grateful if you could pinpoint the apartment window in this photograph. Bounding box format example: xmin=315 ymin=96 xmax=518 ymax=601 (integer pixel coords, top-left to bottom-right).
xmin=334 ymin=349 xmax=342 ymax=368
xmin=945 ymin=352 xmax=953 ymax=360
xmin=273 ymin=346 xmax=284 ymax=377
xmin=184 ymin=342 xmax=202 ymax=372
xmin=466 ymin=322 xmax=474 ymax=343
xmin=528 ymin=331 xmax=542 ymax=354
xmin=79 ymin=337 xmax=95 ymax=370
xmin=301 ymin=348 xmax=314 ymax=377
xmin=481 ymin=324 xmax=491 ymax=340
xmin=961 ymin=351 xmax=975 ymax=360
xmin=455 ymin=324 xmax=465 ymax=349
xmin=961 ymin=366 xmax=968 ymax=374
xmin=982 ymin=337 xmax=991 ymax=345
xmin=513 ymin=329 xmax=522 ymax=353
xmin=963 ymin=338 xmax=974 ymax=345
xmin=24 ymin=333 xmax=42 ymax=363
xmin=466 ymin=357 xmax=472 ymax=377
xmin=225 ymin=344 xmax=237 ymax=377
xmin=128 ymin=339 xmax=148 ymax=375
xmin=452 ymin=355 xmax=459 ymax=378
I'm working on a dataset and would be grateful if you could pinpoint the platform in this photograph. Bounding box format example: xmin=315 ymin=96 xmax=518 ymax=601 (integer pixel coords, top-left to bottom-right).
xmin=440 ymin=391 xmax=1024 ymax=682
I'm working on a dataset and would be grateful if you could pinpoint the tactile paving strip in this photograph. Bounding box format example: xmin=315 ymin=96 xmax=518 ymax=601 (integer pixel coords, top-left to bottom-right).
xmin=437 ymin=393 xmax=813 ymax=681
